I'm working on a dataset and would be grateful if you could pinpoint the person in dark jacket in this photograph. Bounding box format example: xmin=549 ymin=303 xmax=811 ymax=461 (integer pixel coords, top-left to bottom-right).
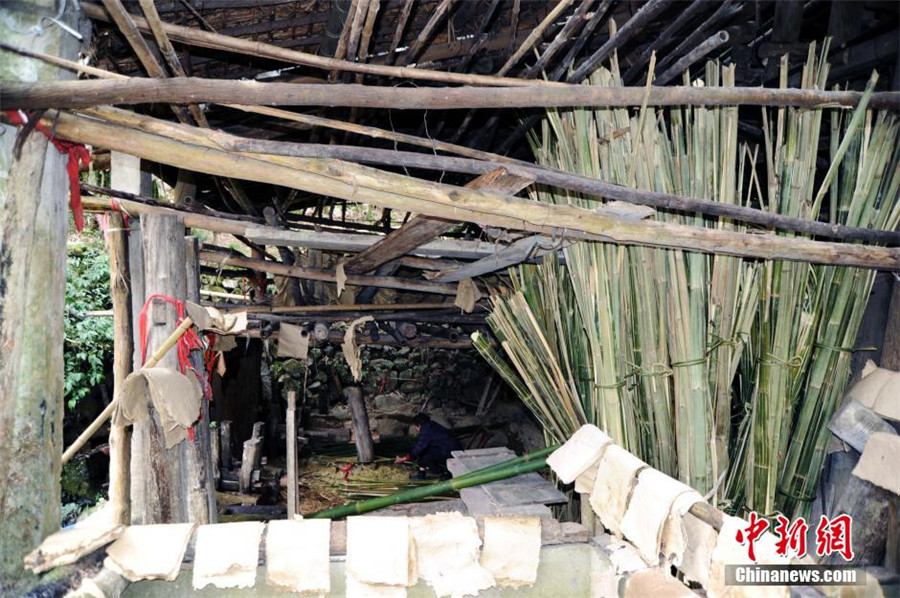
xmin=395 ymin=413 xmax=462 ymax=480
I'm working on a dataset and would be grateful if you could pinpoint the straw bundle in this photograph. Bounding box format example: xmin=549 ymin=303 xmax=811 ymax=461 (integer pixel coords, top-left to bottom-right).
xmin=475 ymin=45 xmax=899 ymax=517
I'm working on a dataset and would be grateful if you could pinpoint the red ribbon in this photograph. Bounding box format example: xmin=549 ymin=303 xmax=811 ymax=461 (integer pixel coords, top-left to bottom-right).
xmin=3 ymin=110 xmax=90 ymax=231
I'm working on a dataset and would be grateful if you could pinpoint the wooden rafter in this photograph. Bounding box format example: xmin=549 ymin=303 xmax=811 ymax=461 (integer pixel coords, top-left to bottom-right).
xmin=386 ymin=0 xmax=415 ymax=65
xmin=496 ymin=0 xmax=574 ymax=77
xmin=82 ymin=2 xmax=550 ymax=87
xmin=400 ymin=0 xmax=456 ymax=66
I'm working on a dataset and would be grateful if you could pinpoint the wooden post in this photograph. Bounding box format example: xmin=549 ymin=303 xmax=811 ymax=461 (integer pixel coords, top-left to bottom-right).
xmin=184 ymin=235 xmax=216 ymax=523
xmin=107 ymin=212 xmax=133 ymax=526
xmin=131 ymin=213 xmax=190 ymax=524
xmin=0 ymin=3 xmax=82 ymax=590
xmin=286 ymin=390 xmax=298 ymax=519
xmin=211 ymin=431 xmax=221 ymax=490
xmin=219 ymin=421 xmax=233 ymax=471
xmin=345 ymin=387 xmax=374 ymax=463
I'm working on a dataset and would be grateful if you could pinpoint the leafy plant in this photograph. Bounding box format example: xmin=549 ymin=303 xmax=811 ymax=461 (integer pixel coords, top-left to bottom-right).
xmin=64 ymin=226 xmax=114 ymax=409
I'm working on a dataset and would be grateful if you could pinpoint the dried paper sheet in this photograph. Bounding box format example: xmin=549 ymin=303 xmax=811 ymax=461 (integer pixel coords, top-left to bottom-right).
xmin=278 ymin=323 xmax=310 ymax=359
xmin=104 ymin=523 xmax=196 ymax=582
xmin=24 ymin=506 xmax=123 ymax=574
xmin=192 ymin=522 xmax=264 ymax=590
xmin=847 ymin=360 xmax=900 ymax=422
xmin=113 ymin=367 xmax=201 ymax=448
xmin=265 ymin=519 xmax=331 ymax=594
xmin=185 ymin=300 xmax=247 ymax=335
xmin=590 ymin=444 xmax=647 ymax=536
xmin=708 ymin=516 xmax=788 ymax=598
xmin=547 ymin=424 xmax=612 ymax=484
xmin=852 ymin=432 xmax=900 ymax=494
xmin=671 ymin=512 xmax=717 ymax=588
xmin=410 ymin=512 xmax=494 ymax=598
xmin=480 ymin=517 xmax=541 ymax=587
xmin=575 ymin=456 xmax=603 ymax=494
xmin=659 ymin=489 xmax=707 ymax=568
xmin=346 ymin=516 xmax=410 ymax=586
xmin=336 ymin=262 xmax=348 ymax=298
xmin=621 ymin=468 xmax=700 ymax=564
xmin=454 ymin=279 xmax=480 ymax=313
xmin=343 ymin=316 xmax=374 ymax=382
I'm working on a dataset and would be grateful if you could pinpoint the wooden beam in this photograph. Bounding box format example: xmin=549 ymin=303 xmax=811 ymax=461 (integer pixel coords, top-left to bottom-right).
xmin=80 ymin=2 xmax=556 ymax=88
xmin=229 ymin=302 xmax=456 ymax=314
xmin=199 ymin=249 xmax=462 ymax=295
xmin=342 ymin=169 xmax=534 ymax=274
xmin=7 ymin=77 xmax=899 ymax=110
xmin=46 ymin=110 xmax=900 ymax=270
xmin=246 ymin=328 xmax=477 ymax=349
xmin=455 ymin=0 xmax=502 ymax=72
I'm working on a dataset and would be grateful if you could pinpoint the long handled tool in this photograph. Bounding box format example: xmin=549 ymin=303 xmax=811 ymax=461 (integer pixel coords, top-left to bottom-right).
xmin=61 ymin=317 xmax=194 ymax=464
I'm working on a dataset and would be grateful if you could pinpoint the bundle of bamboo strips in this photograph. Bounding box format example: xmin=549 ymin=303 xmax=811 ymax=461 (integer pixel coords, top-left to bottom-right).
xmin=476 ymin=47 xmax=899 ymax=517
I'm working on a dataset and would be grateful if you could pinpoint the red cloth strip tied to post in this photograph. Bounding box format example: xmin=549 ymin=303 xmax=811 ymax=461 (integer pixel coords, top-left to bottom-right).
xmin=138 ymin=295 xmax=208 ymax=442
xmin=2 ymin=110 xmax=90 ymax=231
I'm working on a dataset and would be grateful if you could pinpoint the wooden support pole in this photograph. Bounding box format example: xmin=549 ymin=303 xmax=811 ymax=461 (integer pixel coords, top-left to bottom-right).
xmin=132 ymin=214 xmax=190 ymax=524
xmin=401 ymin=0 xmax=456 ymax=66
xmin=0 ymin=7 xmax=80 ymax=584
xmin=45 ymin=111 xmax=900 ymax=270
xmin=286 ymin=390 xmax=298 ymax=518
xmin=184 ymin=236 xmax=216 ymax=523
xmin=107 ymin=212 xmax=133 ymax=526
xmin=345 ymin=387 xmax=374 ymax=463
xmin=6 ymin=77 xmax=900 ymax=110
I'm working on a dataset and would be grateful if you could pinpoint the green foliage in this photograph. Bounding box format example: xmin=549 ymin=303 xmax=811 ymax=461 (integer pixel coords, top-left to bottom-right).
xmin=64 ymin=228 xmax=113 ymax=409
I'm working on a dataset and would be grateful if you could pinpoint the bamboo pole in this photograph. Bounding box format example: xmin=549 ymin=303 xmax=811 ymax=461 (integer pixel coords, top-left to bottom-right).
xmin=655 ymin=30 xmax=731 ymax=86
xmin=43 ymin=111 xmax=900 ymax=269
xmin=9 ymin=77 xmax=899 ymax=110
xmin=61 ymin=318 xmax=194 ymax=465
xmin=80 ymin=2 xmax=553 ymax=88
xmin=5 ymin=46 xmax=896 ymax=244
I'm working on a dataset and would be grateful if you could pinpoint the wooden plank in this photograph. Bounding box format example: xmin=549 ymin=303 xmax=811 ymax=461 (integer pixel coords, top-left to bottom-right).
xmin=343 ymin=169 xmax=534 ymax=274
